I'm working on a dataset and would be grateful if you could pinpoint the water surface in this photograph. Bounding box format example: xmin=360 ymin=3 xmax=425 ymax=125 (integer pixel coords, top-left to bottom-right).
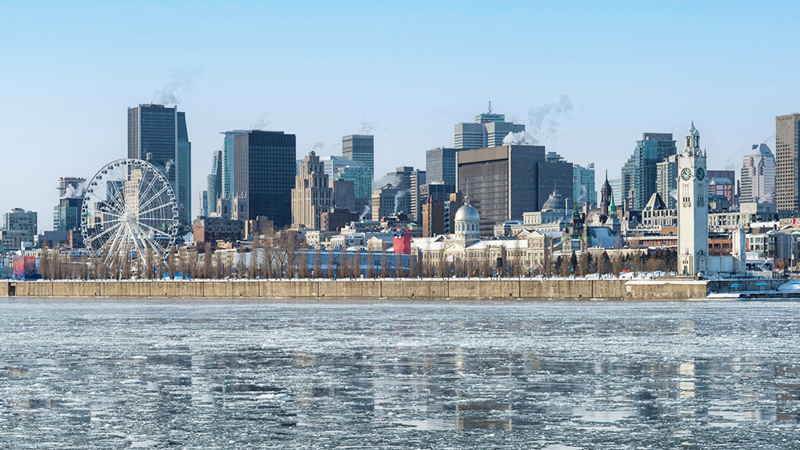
xmin=1 ymin=299 xmax=799 ymax=448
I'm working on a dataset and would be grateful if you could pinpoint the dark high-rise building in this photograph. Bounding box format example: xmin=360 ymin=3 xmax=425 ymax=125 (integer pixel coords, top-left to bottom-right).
xmin=342 ymin=135 xmax=374 ymax=185
xmin=776 ymin=114 xmax=800 ymax=212
xmin=176 ymin=112 xmax=191 ymax=225
xmin=233 ymin=130 xmax=296 ymax=229
xmin=537 ymin=152 xmax=574 ymax=211
xmin=127 ymin=104 xmax=192 ymax=225
xmin=457 ymin=145 xmax=564 ymax=235
xmin=426 ymin=147 xmax=458 ymax=186
xmin=206 ymin=150 xmax=222 ymax=215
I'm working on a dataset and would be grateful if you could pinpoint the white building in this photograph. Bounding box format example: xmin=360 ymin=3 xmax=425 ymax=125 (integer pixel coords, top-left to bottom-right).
xmin=740 ymin=143 xmax=776 ymax=204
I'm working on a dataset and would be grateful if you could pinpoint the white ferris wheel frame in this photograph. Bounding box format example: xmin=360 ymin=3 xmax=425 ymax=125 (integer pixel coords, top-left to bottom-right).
xmin=80 ymin=158 xmax=179 ymax=264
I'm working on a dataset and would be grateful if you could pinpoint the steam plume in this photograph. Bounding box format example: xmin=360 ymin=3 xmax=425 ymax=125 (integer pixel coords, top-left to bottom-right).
xmin=526 ymin=95 xmax=574 ymax=142
xmin=152 ymin=66 xmax=203 ymax=106
xmin=250 ymin=112 xmax=270 ymax=130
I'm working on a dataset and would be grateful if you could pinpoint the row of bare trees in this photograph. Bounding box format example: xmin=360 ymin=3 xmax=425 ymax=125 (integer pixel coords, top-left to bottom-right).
xmin=38 ymin=238 xmax=677 ymax=280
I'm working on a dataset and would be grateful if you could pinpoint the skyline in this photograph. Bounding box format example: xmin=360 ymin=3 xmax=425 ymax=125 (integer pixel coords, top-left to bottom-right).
xmin=2 ymin=2 xmax=798 ymax=230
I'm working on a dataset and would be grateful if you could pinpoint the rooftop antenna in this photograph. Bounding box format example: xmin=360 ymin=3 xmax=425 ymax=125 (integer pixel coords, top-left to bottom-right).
xmin=488 ymin=101 xmax=492 ymax=114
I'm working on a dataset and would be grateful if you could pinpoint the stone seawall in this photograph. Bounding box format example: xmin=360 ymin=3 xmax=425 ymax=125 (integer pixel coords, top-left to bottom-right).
xmin=1 ymin=279 xmax=713 ymax=301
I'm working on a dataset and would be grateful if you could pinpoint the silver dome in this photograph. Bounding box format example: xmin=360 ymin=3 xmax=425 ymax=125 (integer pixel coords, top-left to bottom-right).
xmin=541 ymin=191 xmax=565 ymax=212
xmin=455 ymin=203 xmax=480 ymax=222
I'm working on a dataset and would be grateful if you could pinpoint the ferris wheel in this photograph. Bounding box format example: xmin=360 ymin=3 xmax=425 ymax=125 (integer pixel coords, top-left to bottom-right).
xmin=80 ymin=158 xmax=179 ymax=264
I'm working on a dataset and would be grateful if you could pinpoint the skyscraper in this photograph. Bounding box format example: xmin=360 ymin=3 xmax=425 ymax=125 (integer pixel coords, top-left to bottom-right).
xmin=740 ymin=143 xmax=776 ymax=204
xmin=456 ymin=145 xmax=563 ymax=235
xmin=176 ymin=112 xmax=191 ymax=225
xmin=656 ymin=155 xmax=678 ymax=210
xmin=220 ymin=130 xmax=247 ymax=199
xmin=775 ymin=113 xmax=799 ymax=211
xmin=53 ymin=177 xmax=85 ymax=233
xmin=233 ymin=130 xmax=296 ymax=229
xmin=573 ymin=163 xmax=596 ymax=206
xmin=292 ymin=151 xmax=333 ymax=230
xmin=409 ymin=169 xmax=427 ymax=223
xmin=342 ymin=135 xmax=374 ymax=186
xmin=454 ymin=109 xmax=525 ymax=150
xmin=127 ymin=104 xmax=191 ymax=225
xmin=206 ymin=150 xmax=223 ymax=215
xmin=426 ymin=147 xmax=458 ymax=186
xmin=621 ymin=133 xmax=677 ymax=211
xmin=199 ymin=191 xmax=208 ymax=218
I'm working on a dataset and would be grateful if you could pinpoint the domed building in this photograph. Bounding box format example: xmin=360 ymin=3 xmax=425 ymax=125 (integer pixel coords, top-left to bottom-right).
xmin=454 ymin=196 xmax=480 ymax=244
xmin=541 ymin=190 xmax=566 ymax=212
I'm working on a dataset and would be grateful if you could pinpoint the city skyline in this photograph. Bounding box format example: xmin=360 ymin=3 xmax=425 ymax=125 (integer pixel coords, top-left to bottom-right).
xmin=1 ymin=2 xmax=798 ymax=230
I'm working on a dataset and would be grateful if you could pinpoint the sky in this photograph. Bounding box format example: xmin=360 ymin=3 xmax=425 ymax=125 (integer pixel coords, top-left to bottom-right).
xmin=1 ymin=1 xmax=798 ymax=233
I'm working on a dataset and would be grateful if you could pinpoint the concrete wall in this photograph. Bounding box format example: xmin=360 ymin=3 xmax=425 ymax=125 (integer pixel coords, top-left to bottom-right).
xmin=624 ymin=281 xmax=708 ymax=300
xmin=520 ymin=280 xmax=593 ymax=299
xmin=52 ymin=281 xmax=102 ymax=297
xmin=13 ymin=278 xmax=789 ymax=301
xmin=381 ymin=280 xmax=448 ymax=299
xmin=592 ymin=280 xmax=627 ymax=300
xmin=318 ymin=280 xmax=381 ymax=299
xmin=265 ymin=281 xmax=319 ymax=299
xmin=13 ymin=281 xmax=53 ymax=297
xmin=102 ymin=281 xmax=152 ymax=298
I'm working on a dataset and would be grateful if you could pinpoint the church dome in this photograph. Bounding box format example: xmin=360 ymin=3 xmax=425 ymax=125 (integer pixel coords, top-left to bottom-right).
xmin=541 ymin=191 xmax=565 ymax=212
xmin=455 ymin=200 xmax=480 ymax=222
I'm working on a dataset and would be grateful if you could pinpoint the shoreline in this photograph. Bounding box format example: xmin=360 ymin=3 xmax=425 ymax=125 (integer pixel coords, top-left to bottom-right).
xmin=1 ymin=278 xmax=787 ymax=301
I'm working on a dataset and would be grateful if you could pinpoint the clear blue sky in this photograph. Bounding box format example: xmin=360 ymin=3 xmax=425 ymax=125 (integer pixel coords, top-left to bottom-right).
xmin=1 ymin=1 xmax=797 ymax=231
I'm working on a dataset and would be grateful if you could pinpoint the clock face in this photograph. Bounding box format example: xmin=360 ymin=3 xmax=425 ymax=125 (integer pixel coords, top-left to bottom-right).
xmin=681 ymin=168 xmax=692 ymax=181
xmin=696 ymin=167 xmax=705 ymax=181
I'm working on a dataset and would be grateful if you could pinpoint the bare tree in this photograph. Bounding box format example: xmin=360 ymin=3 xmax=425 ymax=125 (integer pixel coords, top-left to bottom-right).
xmin=39 ymin=248 xmax=49 ymax=280
xmin=409 ymin=253 xmax=418 ymax=278
xmin=187 ymin=247 xmax=199 ymax=279
xmin=223 ymin=253 xmax=232 ymax=279
xmin=109 ymin=253 xmax=119 ymax=280
xmin=380 ymin=252 xmax=389 ymax=278
xmin=249 ymin=243 xmax=259 ymax=279
xmin=438 ymin=251 xmax=448 ymax=278
xmin=236 ymin=247 xmax=246 ymax=279
xmin=366 ymin=252 xmax=375 ymax=278
xmin=338 ymin=247 xmax=347 ymax=279
xmin=297 ymin=251 xmax=310 ymax=279
xmin=261 ymin=245 xmax=273 ymax=279
xmin=453 ymin=257 xmax=465 ymax=278
xmin=202 ymin=248 xmax=212 ymax=279
xmin=394 ymin=252 xmax=402 ymax=278
xmin=119 ymin=251 xmax=129 ymax=280
xmin=481 ymin=248 xmax=492 ymax=278
xmin=313 ymin=248 xmax=322 ymax=279
xmin=144 ymin=247 xmax=154 ymax=280
xmin=326 ymin=250 xmax=335 ymax=279
xmin=78 ymin=254 xmax=89 ymax=280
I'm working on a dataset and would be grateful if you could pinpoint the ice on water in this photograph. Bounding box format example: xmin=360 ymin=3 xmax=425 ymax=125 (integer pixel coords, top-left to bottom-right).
xmin=1 ymin=300 xmax=800 ymax=448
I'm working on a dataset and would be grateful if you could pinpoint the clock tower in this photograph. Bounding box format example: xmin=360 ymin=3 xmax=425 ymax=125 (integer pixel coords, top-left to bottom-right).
xmin=677 ymin=122 xmax=708 ymax=276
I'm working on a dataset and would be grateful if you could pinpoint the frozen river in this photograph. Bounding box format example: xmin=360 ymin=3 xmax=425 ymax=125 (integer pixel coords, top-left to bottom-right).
xmin=1 ymin=299 xmax=800 ymax=448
